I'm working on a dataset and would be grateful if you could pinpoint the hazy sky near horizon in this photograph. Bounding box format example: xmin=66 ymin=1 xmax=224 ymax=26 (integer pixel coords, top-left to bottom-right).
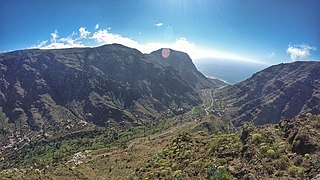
xmin=1 ymin=0 xmax=319 ymax=65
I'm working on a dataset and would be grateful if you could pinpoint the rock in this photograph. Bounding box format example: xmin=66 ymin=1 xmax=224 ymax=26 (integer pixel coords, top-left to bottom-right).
xmin=292 ymin=133 xmax=317 ymax=155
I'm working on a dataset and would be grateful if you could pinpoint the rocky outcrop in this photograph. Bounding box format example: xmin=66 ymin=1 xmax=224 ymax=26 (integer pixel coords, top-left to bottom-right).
xmin=279 ymin=115 xmax=320 ymax=155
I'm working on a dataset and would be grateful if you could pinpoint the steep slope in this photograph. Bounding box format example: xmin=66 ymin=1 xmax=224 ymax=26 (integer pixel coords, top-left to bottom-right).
xmin=218 ymin=61 xmax=320 ymax=126
xmin=150 ymin=49 xmax=223 ymax=89
xmin=0 ymin=44 xmax=219 ymax=137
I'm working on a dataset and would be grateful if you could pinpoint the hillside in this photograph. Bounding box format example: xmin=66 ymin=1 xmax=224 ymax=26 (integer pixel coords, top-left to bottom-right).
xmin=217 ymin=61 xmax=320 ymax=126
xmin=135 ymin=114 xmax=320 ymax=179
xmin=1 ymin=113 xmax=319 ymax=179
xmin=0 ymin=44 xmax=224 ymax=144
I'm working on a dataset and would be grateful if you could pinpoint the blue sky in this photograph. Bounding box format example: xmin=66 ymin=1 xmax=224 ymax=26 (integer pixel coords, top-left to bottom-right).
xmin=0 ymin=0 xmax=319 ymax=65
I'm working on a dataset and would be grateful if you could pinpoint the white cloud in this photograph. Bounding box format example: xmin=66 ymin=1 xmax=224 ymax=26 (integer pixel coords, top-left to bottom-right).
xmin=79 ymin=27 xmax=91 ymax=39
xmin=41 ymin=42 xmax=85 ymax=49
xmin=136 ymin=38 xmax=195 ymax=54
xmin=155 ymin=22 xmax=163 ymax=27
xmin=59 ymin=37 xmax=75 ymax=45
xmin=91 ymin=29 xmax=140 ymax=48
xmin=32 ymin=30 xmax=84 ymax=49
xmin=32 ymin=40 xmax=48 ymax=48
xmin=50 ymin=30 xmax=59 ymax=43
xmin=31 ymin=25 xmax=265 ymax=64
xmin=286 ymin=44 xmax=316 ymax=60
xmin=95 ymin=24 xmax=99 ymax=30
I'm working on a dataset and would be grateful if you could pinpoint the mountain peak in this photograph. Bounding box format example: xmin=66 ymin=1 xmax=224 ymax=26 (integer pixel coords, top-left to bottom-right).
xmin=150 ymin=48 xmax=220 ymax=89
xmin=0 ymin=44 xmax=222 ymax=134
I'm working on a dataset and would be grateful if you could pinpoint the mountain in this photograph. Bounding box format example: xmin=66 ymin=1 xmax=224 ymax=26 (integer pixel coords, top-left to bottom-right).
xmin=217 ymin=61 xmax=320 ymax=126
xmin=0 ymin=44 xmax=224 ymax=137
xmin=1 ymin=45 xmax=320 ymax=179
xmin=150 ymin=49 xmax=222 ymax=89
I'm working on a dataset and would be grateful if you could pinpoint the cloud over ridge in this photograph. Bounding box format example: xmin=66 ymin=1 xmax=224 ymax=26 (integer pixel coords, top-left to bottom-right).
xmin=287 ymin=44 xmax=316 ymax=60
xmin=31 ymin=25 xmax=266 ymax=64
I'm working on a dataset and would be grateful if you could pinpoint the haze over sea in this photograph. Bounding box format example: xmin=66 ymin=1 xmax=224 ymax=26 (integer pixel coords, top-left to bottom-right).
xmin=194 ymin=59 xmax=268 ymax=84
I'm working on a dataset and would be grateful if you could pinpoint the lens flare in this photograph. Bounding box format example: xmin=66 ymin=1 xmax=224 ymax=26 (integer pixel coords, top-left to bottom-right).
xmin=162 ymin=48 xmax=170 ymax=58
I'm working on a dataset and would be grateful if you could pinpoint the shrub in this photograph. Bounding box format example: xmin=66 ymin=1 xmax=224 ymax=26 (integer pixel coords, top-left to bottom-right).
xmin=306 ymin=113 xmax=313 ymax=117
xmin=215 ymin=166 xmax=230 ymax=180
xmin=274 ymin=142 xmax=287 ymax=154
xmin=252 ymin=133 xmax=262 ymax=144
xmin=266 ymin=149 xmax=277 ymax=158
xmin=259 ymin=144 xmax=269 ymax=155
xmin=288 ymin=165 xmax=305 ymax=177
xmin=304 ymin=153 xmax=310 ymax=159
xmin=311 ymin=121 xmax=320 ymax=129
xmin=208 ymin=165 xmax=230 ymax=180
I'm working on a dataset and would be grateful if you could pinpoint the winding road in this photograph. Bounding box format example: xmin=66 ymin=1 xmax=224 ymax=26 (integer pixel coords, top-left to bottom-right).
xmin=204 ymin=86 xmax=227 ymax=115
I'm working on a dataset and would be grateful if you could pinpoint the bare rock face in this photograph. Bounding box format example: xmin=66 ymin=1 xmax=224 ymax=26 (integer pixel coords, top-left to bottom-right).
xmin=279 ymin=116 xmax=320 ymax=155
xmin=218 ymin=61 xmax=320 ymax=126
xmin=0 ymin=44 xmax=222 ymax=135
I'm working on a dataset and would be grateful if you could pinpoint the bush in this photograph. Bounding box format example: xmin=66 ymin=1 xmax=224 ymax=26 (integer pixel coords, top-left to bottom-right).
xmin=311 ymin=121 xmax=320 ymax=129
xmin=288 ymin=165 xmax=305 ymax=177
xmin=304 ymin=153 xmax=310 ymax=159
xmin=274 ymin=142 xmax=287 ymax=154
xmin=306 ymin=113 xmax=313 ymax=118
xmin=207 ymin=165 xmax=230 ymax=180
xmin=266 ymin=149 xmax=277 ymax=158
xmin=259 ymin=144 xmax=269 ymax=155
xmin=252 ymin=133 xmax=262 ymax=144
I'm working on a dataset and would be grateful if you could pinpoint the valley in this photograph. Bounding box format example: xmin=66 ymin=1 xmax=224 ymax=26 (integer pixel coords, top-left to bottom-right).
xmin=1 ymin=93 xmax=319 ymax=179
xmin=1 ymin=0 xmax=320 ymax=179
xmin=0 ymin=45 xmax=320 ymax=179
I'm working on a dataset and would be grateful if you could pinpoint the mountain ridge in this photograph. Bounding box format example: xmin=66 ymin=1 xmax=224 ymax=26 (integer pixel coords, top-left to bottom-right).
xmin=0 ymin=44 xmax=225 ymax=138
xmin=217 ymin=61 xmax=320 ymax=126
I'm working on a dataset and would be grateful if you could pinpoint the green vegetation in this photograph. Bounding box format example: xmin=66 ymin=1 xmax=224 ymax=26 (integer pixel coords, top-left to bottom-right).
xmin=266 ymin=149 xmax=277 ymax=158
xmin=1 ymin=117 xmax=181 ymax=170
xmin=252 ymin=133 xmax=262 ymax=144
xmin=136 ymin=130 xmax=242 ymax=179
xmin=1 ymin=113 xmax=319 ymax=179
xmin=208 ymin=165 xmax=230 ymax=180
xmin=288 ymin=165 xmax=305 ymax=178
